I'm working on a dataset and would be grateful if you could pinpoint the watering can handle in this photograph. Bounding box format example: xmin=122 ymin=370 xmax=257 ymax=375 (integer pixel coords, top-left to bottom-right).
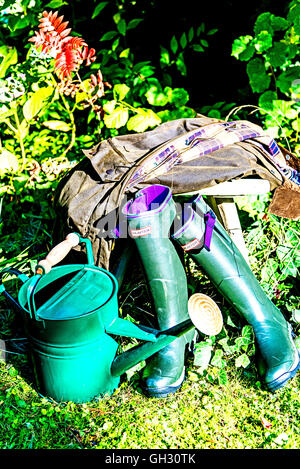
xmin=35 ymin=233 xmax=94 ymax=275
xmin=0 ymin=268 xmax=29 ymax=312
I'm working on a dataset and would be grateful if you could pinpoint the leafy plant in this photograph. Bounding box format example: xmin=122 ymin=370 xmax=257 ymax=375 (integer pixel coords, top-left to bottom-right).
xmin=160 ymin=23 xmax=218 ymax=78
xmin=193 ymin=325 xmax=255 ymax=386
xmin=231 ymin=1 xmax=300 ymax=152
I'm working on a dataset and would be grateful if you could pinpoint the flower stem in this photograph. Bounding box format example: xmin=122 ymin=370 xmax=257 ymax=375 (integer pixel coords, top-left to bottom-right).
xmin=12 ymin=109 xmax=26 ymax=172
xmin=49 ymin=73 xmax=77 ymax=159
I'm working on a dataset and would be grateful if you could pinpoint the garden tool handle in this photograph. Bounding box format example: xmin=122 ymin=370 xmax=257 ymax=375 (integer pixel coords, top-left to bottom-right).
xmin=35 ymin=233 xmax=93 ymax=275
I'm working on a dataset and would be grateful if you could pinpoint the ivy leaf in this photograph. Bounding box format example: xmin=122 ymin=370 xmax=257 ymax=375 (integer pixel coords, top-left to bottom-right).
xmin=246 ymin=58 xmax=271 ymax=93
xmin=276 ymin=244 xmax=299 ymax=277
xmin=218 ymin=337 xmax=237 ymax=355
xmin=261 ymin=259 xmax=279 ymax=282
xmin=211 ymin=349 xmax=226 ymax=368
xmin=218 ymin=369 xmax=228 ymax=386
xmin=235 ymin=354 xmax=250 ymax=368
xmin=103 ymin=106 xmax=129 ymax=129
xmin=234 ymin=326 xmax=253 ymax=351
xmin=127 ymin=108 xmax=161 ymax=133
xmin=242 ymin=325 xmax=254 ymax=340
xmin=193 ymin=342 xmax=212 ymax=369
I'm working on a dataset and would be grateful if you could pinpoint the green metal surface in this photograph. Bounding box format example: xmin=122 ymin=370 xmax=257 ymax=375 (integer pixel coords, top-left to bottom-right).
xmin=0 ymin=230 xmax=196 ymax=402
xmin=17 ymin=263 xmax=121 ymax=402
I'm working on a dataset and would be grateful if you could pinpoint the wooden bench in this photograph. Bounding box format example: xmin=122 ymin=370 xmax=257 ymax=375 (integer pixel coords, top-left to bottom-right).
xmin=182 ymin=178 xmax=271 ymax=264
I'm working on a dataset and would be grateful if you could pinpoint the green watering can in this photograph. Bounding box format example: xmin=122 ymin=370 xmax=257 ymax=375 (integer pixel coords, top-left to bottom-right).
xmin=0 ymin=233 xmax=222 ymax=403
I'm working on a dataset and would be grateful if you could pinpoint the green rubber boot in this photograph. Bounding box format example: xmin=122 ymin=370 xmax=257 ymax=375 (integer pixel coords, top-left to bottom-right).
xmin=122 ymin=185 xmax=194 ymax=397
xmin=172 ymin=194 xmax=300 ymax=391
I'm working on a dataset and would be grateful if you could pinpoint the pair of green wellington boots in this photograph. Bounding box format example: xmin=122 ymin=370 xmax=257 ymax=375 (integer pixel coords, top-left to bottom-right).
xmin=122 ymin=184 xmax=300 ymax=397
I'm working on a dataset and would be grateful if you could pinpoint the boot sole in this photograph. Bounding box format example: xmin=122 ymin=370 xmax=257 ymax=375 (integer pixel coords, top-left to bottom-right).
xmin=141 ymin=368 xmax=185 ymax=398
xmin=266 ymin=350 xmax=300 ymax=392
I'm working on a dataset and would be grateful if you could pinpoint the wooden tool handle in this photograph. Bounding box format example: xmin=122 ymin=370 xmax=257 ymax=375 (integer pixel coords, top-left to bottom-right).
xmin=36 ymin=233 xmax=80 ymax=275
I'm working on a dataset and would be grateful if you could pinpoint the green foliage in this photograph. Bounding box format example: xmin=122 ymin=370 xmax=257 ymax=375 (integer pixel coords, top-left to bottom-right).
xmin=193 ymin=325 xmax=255 ymax=386
xmin=159 ymin=23 xmax=218 ymax=78
xmin=231 ymin=1 xmax=300 ymax=151
xmin=93 ymin=4 xmax=207 ymax=135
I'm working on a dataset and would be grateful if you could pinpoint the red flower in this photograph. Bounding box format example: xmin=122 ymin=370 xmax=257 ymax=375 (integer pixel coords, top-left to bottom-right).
xmin=55 ymin=45 xmax=82 ymax=80
xmin=29 ymin=10 xmax=104 ymax=99
xmin=29 ymin=10 xmax=92 ymax=79
xmin=38 ymin=10 xmax=71 ymax=40
xmin=81 ymin=46 xmax=96 ymax=66
xmin=89 ymin=69 xmax=104 ymax=99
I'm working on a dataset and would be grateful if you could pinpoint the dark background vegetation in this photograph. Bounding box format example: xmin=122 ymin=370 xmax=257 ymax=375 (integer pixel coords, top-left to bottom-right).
xmin=61 ymin=0 xmax=288 ymax=103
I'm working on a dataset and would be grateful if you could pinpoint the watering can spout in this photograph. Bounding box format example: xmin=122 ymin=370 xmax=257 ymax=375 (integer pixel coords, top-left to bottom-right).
xmin=111 ymin=319 xmax=195 ymax=378
xmin=111 ymin=293 xmax=223 ymax=378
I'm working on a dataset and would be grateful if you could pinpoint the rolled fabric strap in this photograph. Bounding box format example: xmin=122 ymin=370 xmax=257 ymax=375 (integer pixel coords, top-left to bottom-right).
xmin=203 ymin=210 xmax=216 ymax=251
